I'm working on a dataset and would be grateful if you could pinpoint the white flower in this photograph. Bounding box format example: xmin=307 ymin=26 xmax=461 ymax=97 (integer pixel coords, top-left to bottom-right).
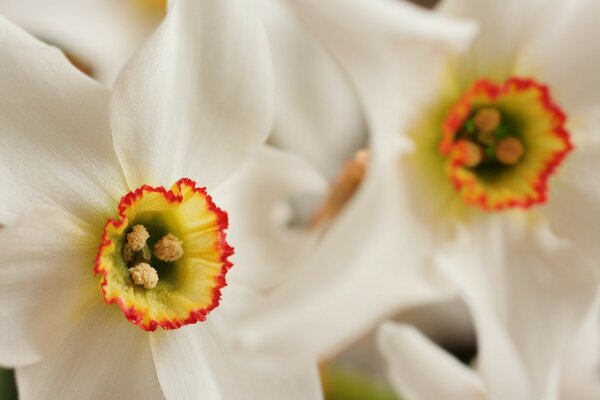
xmin=0 ymin=0 xmax=322 ymax=398
xmin=377 ymin=274 xmax=600 ymax=400
xmin=246 ymin=0 xmax=600 ymax=376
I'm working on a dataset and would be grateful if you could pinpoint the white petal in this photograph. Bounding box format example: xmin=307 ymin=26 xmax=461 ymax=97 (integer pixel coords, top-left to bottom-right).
xmin=438 ymin=217 xmax=600 ymax=400
xmin=255 ymin=0 xmax=367 ymax=179
xmin=377 ymin=322 xmax=485 ymax=400
xmin=0 ymin=207 xmax=99 ymax=367
xmin=560 ymin=298 xmax=600 ymax=400
xmin=284 ymin=0 xmax=476 ymax=142
xmin=16 ymin=304 xmax=164 ymax=400
xmin=240 ymin=152 xmax=453 ymax=360
xmin=0 ymin=0 xmax=154 ymax=86
xmin=515 ymin=0 xmax=600 ymax=115
xmin=438 ymin=0 xmax=542 ymax=85
xmin=544 ymin=143 xmax=600 ymax=264
xmin=150 ymin=321 xmax=322 ymax=400
xmin=110 ymin=0 xmax=274 ymax=190
xmin=214 ymin=146 xmax=327 ymax=291
xmin=0 ymin=17 xmax=128 ymax=225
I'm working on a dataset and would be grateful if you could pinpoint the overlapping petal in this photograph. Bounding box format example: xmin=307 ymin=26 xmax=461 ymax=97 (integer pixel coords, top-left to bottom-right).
xmin=110 ymin=0 xmax=274 ymax=190
xmin=285 ymin=0 xmax=477 ymax=145
xmin=377 ymin=322 xmax=485 ymax=400
xmin=241 ymin=151 xmax=454 ymax=360
xmin=150 ymin=321 xmax=322 ymax=400
xmin=16 ymin=304 xmax=164 ymax=400
xmin=214 ymin=146 xmax=327 ymax=292
xmin=255 ymin=0 xmax=367 ymax=179
xmin=0 ymin=0 xmax=153 ymax=86
xmin=0 ymin=16 xmax=128 ymax=226
xmin=437 ymin=217 xmax=600 ymax=400
xmin=0 ymin=207 xmax=99 ymax=367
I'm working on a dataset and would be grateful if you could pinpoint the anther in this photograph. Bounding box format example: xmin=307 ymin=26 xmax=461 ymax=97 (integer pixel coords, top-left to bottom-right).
xmin=473 ymin=108 xmax=501 ymax=133
xmin=154 ymin=233 xmax=184 ymax=262
xmin=127 ymin=224 xmax=149 ymax=252
xmin=310 ymin=149 xmax=370 ymax=226
xmin=129 ymin=263 xmax=159 ymax=289
xmin=496 ymin=137 xmax=525 ymax=165
xmin=457 ymin=139 xmax=483 ymax=168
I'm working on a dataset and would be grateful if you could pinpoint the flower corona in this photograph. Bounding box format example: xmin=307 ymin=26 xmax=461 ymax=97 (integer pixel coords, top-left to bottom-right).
xmin=440 ymin=78 xmax=572 ymax=210
xmin=94 ymin=178 xmax=233 ymax=331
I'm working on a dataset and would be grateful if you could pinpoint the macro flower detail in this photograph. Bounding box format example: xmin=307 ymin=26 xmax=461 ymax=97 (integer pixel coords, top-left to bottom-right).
xmin=95 ymin=178 xmax=233 ymax=331
xmin=440 ymin=78 xmax=572 ymax=210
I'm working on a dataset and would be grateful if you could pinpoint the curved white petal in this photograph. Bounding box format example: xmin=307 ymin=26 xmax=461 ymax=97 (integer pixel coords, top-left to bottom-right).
xmin=544 ymin=142 xmax=600 ymax=265
xmin=150 ymin=321 xmax=322 ymax=400
xmin=240 ymin=151 xmax=453 ymax=360
xmin=438 ymin=216 xmax=600 ymax=400
xmin=255 ymin=0 xmax=367 ymax=179
xmin=214 ymin=146 xmax=327 ymax=292
xmin=0 ymin=207 xmax=99 ymax=367
xmin=515 ymin=0 xmax=600 ymax=115
xmin=561 ymin=297 xmax=600 ymax=400
xmin=111 ymin=0 xmax=274 ymax=190
xmin=0 ymin=0 xmax=154 ymax=86
xmin=0 ymin=17 xmax=127 ymax=226
xmin=284 ymin=0 xmax=477 ymax=143
xmin=438 ymin=0 xmax=543 ymax=85
xmin=16 ymin=304 xmax=164 ymax=400
xmin=377 ymin=322 xmax=485 ymax=400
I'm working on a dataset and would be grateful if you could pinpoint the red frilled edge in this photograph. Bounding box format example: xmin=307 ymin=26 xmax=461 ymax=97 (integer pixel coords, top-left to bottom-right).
xmin=439 ymin=77 xmax=573 ymax=211
xmin=93 ymin=178 xmax=234 ymax=331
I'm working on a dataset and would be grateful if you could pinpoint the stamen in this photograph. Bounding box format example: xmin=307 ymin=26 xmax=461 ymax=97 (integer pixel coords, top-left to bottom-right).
xmin=473 ymin=108 xmax=501 ymax=133
xmin=496 ymin=137 xmax=525 ymax=165
xmin=457 ymin=139 xmax=483 ymax=168
xmin=127 ymin=224 xmax=149 ymax=252
xmin=153 ymin=233 xmax=184 ymax=262
xmin=310 ymin=149 xmax=370 ymax=226
xmin=129 ymin=263 xmax=159 ymax=289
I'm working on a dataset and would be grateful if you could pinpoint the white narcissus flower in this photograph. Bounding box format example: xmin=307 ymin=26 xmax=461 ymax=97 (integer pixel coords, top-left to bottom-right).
xmin=0 ymin=0 xmax=323 ymax=398
xmin=377 ymin=219 xmax=600 ymax=400
xmin=246 ymin=0 xmax=600 ymax=375
xmin=241 ymin=0 xmax=478 ymax=360
xmin=378 ymin=293 xmax=600 ymax=400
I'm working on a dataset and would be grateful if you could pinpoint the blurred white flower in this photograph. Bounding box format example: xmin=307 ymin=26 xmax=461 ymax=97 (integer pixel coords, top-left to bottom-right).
xmin=377 ymin=279 xmax=600 ymax=400
xmin=241 ymin=0 xmax=477 ymax=360
xmin=0 ymin=0 xmax=322 ymax=398
xmin=245 ymin=0 xmax=600 ymax=371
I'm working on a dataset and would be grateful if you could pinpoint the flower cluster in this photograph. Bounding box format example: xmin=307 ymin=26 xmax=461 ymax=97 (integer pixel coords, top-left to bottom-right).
xmin=0 ymin=0 xmax=599 ymax=399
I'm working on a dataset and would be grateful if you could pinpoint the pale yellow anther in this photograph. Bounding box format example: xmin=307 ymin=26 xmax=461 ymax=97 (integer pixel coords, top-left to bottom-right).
xmin=153 ymin=233 xmax=184 ymax=262
xmin=129 ymin=263 xmax=159 ymax=289
xmin=473 ymin=108 xmax=501 ymax=133
xmin=457 ymin=139 xmax=483 ymax=168
xmin=127 ymin=224 xmax=149 ymax=252
xmin=496 ymin=137 xmax=525 ymax=165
